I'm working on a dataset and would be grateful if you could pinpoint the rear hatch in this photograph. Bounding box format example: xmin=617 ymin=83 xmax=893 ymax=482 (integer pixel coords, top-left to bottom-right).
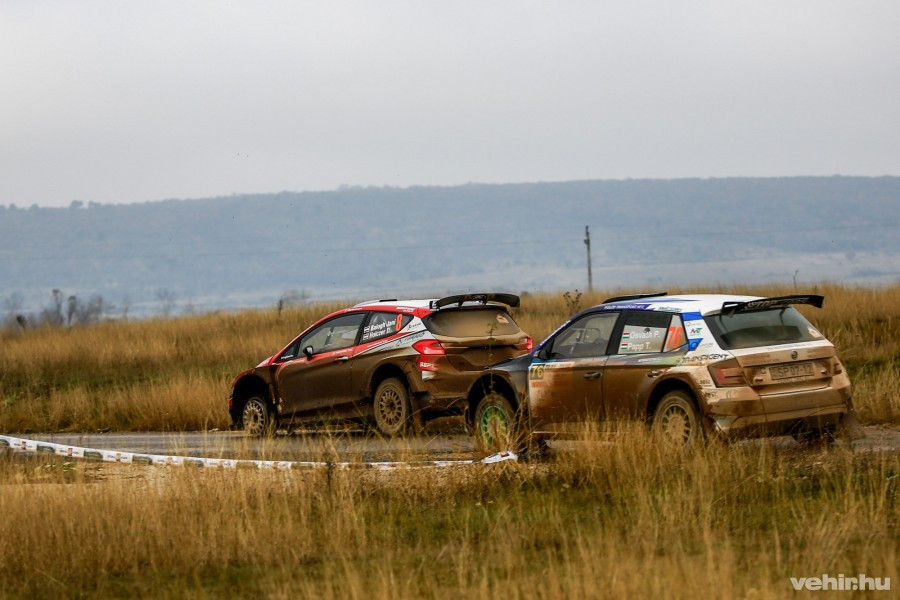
xmin=423 ymin=307 xmax=530 ymax=370
xmin=704 ymin=306 xmax=842 ymax=409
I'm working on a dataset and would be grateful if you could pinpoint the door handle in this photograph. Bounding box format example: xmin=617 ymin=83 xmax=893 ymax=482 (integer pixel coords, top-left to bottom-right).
xmin=583 ymin=372 xmax=603 ymax=379
xmin=333 ymin=356 xmax=350 ymax=363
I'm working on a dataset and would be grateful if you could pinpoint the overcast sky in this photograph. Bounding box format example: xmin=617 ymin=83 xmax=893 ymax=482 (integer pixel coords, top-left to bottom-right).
xmin=2 ymin=1 xmax=898 ymax=208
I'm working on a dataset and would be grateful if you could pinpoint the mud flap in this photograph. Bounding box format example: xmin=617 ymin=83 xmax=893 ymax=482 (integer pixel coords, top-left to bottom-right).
xmin=837 ymin=407 xmax=866 ymax=441
xmin=408 ymin=393 xmax=427 ymax=434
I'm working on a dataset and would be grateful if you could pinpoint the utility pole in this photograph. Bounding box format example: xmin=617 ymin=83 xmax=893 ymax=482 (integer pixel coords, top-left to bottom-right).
xmin=584 ymin=225 xmax=593 ymax=292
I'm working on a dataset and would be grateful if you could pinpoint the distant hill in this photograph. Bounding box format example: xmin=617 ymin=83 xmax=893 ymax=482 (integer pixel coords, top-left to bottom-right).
xmin=1 ymin=176 xmax=899 ymax=319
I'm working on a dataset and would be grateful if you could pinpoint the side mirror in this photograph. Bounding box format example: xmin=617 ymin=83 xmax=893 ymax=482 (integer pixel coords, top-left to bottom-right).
xmin=303 ymin=345 xmax=314 ymax=359
xmin=536 ymin=347 xmax=550 ymax=360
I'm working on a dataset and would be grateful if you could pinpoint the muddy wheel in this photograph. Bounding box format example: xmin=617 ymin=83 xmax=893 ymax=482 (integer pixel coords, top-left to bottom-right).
xmin=373 ymin=378 xmax=410 ymax=436
xmin=652 ymin=391 xmax=703 ymax=446
xmin=474 ymin=392 xmax=518 ymax=453
xmin=242 ymin=394 xmax=275 ymax=437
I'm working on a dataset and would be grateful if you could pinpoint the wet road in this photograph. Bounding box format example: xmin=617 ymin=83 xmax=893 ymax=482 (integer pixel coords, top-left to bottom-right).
xmin=23 ymin=425 xmax=900 ymax=462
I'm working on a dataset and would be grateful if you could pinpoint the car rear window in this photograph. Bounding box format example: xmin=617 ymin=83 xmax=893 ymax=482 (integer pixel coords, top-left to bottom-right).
xmin=424 ymin=308 xmax=521 ymax=338
xmin=704 ymin=307 xmax=821 ymax=350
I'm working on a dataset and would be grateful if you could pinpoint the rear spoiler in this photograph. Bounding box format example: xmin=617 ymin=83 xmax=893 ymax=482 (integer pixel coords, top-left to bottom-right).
xmin=721 ymin=294 xmax=824 ymax=315
xmin=603 ymin=292 xmax=667 ymax=304
xmin=432 ymin=293 xmax=520 ymax=310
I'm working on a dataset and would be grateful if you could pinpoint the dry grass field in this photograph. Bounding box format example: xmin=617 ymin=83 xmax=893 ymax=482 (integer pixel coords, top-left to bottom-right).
xmin=1 ymin=284 xmax=898 ymax=598
xmin=1 ymin=426 xmax=897 ymax=598
xmin=1 ymin=284 xmax=898 ymax=432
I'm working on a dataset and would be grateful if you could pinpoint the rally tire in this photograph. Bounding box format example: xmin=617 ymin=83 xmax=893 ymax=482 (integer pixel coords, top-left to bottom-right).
xmin=474 ymin=392 xmax=518 ymax=453
xmin=372 ymin=378 xmax=411 ymax=437
xmin=652 ymin=390 xmax=703 ymax=446
xmin=242 ymin=394 xmax=275 ymax=437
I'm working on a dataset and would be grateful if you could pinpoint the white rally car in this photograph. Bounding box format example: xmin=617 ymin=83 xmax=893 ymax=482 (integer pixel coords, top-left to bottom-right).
xmin=473 ymin=293 xmax=861 ymax=447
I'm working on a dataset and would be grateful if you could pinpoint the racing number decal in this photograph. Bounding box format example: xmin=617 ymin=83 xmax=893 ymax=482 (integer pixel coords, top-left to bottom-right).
xmin=395 ymin=314 xmax=403 ymax=331
xmin=529 ymin=364 xmax=545 ymax=381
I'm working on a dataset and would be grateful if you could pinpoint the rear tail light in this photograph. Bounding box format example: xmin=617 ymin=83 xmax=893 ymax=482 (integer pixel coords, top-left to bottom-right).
xmin=413 ymin=339 xmax=445 ymax=371
xmin=832 ymin=358 xmax=844 ymax=375
xmin=516 ymin=336 xmax=534 ymax=352
xmin=709 ymin=359 xmax=748 ymax=387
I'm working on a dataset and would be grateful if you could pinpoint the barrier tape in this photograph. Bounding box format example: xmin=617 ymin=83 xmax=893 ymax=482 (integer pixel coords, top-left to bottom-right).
xmin=0 ymin=435 xmax=517 ymax=470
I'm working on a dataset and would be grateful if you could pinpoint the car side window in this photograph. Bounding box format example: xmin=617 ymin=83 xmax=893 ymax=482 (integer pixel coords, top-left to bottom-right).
xmin=300 ymin=313 xmax=366 ymax=355
xmin=362 ymin=312 xmax=412 ymax=342
xmin=662 ymin=315 xmax=688 ymax=352
xmin=616 ymin=311 xmax=684 ymax=354
xmin=548 ymin=312 xmax=620 ymax=359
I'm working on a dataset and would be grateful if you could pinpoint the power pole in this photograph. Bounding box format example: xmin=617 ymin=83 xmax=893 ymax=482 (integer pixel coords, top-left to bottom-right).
xmin=584 ymin=225 xmax=593 ymax=292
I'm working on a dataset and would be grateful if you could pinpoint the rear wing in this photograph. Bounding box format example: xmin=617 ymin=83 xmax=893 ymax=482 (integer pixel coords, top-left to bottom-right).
xmin=603 ymin=291 xmax=668 ymax=304
xmin=720 ymin=294 xmax=824 ymax=315
xmin=431 ymin=293 xmax=520 ymax=310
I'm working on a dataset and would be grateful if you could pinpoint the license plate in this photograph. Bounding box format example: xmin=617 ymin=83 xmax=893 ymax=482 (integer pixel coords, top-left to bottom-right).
xmin=769 ymin=362 xmax=815 ymax=381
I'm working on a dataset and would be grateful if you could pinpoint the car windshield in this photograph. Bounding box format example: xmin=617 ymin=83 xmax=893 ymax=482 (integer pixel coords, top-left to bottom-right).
xmin=704 ymin=307 xmax=821 ymax=350
xmin=424 ymin=307 xmax=521 ymax=338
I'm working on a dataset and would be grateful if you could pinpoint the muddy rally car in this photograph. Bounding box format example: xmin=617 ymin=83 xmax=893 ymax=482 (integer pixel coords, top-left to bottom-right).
xmin=471 ymin=293 xmax=860 ymax=448
xmin=229 ymin=293 xmax=532 ymax=436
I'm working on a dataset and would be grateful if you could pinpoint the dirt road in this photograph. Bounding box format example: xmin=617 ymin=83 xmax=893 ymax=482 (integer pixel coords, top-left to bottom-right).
xmin=23 ymin=425 xmax=900 ymax=463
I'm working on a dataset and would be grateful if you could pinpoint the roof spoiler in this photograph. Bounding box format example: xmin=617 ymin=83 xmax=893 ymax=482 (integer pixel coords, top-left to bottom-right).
xmin=721 ymin=294 xmax=825 ymax=315
xmin=432 ymin=293 xmax=521 ymax=310
xmin=603 ymin=292 xmax=668 ymax=304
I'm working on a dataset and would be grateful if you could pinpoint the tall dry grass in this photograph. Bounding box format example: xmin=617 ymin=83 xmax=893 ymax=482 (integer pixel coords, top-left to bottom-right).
xmin=1 ymin=426 xmax=896 ymax=598
xmin=1 ymin=284 xmax=898 ymax=432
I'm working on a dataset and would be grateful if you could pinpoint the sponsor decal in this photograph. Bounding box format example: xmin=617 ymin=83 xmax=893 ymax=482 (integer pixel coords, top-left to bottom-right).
xmin=359 ymin=330 xmax=427 ymax=355
xmin=688 ymin=338 xmax=703 ymax=351
xmin=677 ymin=353 xmax=730 ymax=365
xmin=602 ymin=303 xmax=650 ymax=311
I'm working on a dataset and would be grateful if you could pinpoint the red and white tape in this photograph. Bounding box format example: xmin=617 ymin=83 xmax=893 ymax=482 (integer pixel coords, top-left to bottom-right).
xmin=0 ymin=434 xmax=517 ymax=470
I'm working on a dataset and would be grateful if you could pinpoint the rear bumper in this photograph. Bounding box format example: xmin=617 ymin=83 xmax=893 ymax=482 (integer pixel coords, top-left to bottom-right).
xmin=711 ymin=402 xmax=848 ymax=437
xmin=707 ymin=385 xmax=852 ymax=437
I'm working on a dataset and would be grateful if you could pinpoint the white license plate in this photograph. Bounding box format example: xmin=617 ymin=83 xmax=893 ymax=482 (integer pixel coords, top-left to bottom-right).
xmin=769 ymin=362 xmax=815 ymax=381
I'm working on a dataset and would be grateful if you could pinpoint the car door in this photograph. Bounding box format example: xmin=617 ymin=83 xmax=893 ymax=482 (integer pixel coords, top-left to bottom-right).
xmin=276 ymin=312 xmax=366 ymax=419
xmin=602 ymin=311 xmax=689 ymax=419
xmin=528 ymin=311 xmax=621 ymax=432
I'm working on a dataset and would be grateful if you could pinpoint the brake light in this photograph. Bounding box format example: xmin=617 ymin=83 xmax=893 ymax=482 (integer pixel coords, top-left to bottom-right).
xmin=709 ymin=359 xmax=747 ymax=387
xmin=413 ymin=339 xmax=445 ymax=355
xmin=832 ymin=358 xmax=844 ymax=375
xmin=413 ymin=339 xmax=445 ymax=371
xmin=520 ymin=336 xmax=534 ymax=352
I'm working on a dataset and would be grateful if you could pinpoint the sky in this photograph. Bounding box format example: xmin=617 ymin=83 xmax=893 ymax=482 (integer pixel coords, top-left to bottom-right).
xmin=1 ymin=1 xmax=899 ymax=208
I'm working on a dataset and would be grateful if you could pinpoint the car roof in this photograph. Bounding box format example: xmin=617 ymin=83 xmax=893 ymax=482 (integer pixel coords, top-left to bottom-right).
xmin=590 ymin=294 xmax=763 ymax=317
